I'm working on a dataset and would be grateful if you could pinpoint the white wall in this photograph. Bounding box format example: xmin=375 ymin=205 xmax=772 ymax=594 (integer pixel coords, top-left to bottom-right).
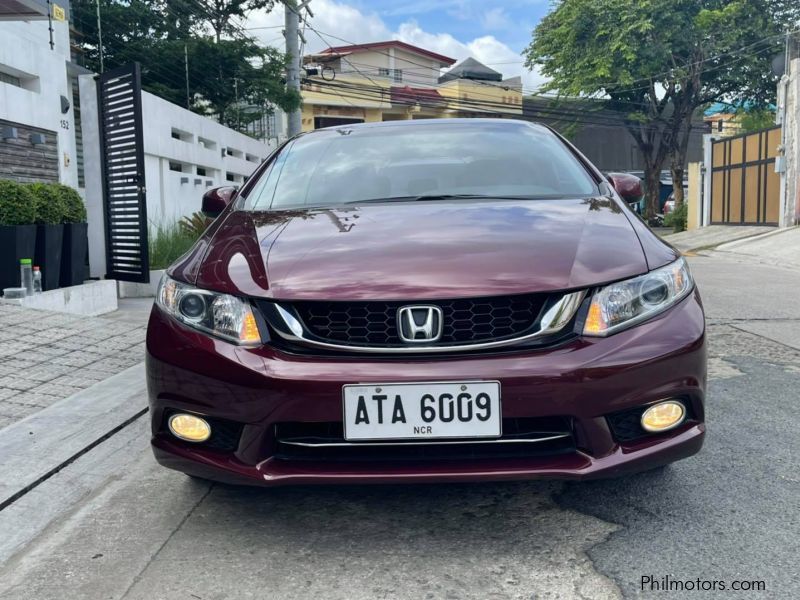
xmin=0 ymin=18 xmax=78 ymax=187
xmin=78 ymin=75 xmax=104 ymax=278
xmin=781 ymin=57 xmax=800 ymax=227
xmin=340 ymin=49 xmax=441 ymax=86
xmin=140 ymin=91 xmax=275 ymax=226
xmin=79 ymin=76 xmax=276 ymax=277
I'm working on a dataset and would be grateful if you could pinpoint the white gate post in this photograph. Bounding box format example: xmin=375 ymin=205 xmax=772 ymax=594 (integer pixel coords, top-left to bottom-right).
xmin=78 ymin=74 xmax=107 ymax=279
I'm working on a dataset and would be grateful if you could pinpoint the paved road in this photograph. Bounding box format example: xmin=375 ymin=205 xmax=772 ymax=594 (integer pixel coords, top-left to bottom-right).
xmin=0 ymin=302 xmax=147 ymax=429
xmin=0 ymin=255 xmax=798 ymax=600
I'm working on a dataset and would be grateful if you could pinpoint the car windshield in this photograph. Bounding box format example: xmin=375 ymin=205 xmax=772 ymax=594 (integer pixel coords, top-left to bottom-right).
xmin=244 ymin=121 xmax=598 ymax=210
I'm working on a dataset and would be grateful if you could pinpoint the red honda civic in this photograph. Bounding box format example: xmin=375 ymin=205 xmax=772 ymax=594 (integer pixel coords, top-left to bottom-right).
xmin=146 ymin=119 xmax=706 ymax=486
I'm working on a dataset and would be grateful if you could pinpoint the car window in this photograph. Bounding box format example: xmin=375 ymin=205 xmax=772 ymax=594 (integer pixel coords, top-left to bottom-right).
xmin=245 ymin=122 xmax=597 ymax=210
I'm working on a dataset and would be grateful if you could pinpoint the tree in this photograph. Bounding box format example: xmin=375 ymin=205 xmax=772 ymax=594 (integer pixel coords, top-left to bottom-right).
xmin=524 ymin=0 xmax=798 ymax=217
xmin=71 ymin=0 xmax=299 ymax=134
xmin=735 ymin=106 xmax=777 ymax=133
xmin=202 ymin=0 xmax=276 ymax=42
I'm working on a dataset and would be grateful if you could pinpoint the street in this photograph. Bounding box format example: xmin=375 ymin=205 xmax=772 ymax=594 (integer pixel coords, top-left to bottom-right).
xmin=0 ymin=252 xmax=798 ymax=600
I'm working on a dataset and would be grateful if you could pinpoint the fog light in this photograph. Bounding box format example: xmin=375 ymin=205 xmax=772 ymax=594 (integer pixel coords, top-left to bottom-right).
xmin=168 ymin=413 xmax=211 ymax=442
xmin=641 ymin=400 xmax=685 ymax=433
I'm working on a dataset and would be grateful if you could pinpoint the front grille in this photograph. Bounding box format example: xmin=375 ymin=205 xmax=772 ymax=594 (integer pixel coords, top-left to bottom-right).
xmin=291 ymin=294 xmax=548 ymax=347
xmin=273 ymin=417 xmax=575 ymax=462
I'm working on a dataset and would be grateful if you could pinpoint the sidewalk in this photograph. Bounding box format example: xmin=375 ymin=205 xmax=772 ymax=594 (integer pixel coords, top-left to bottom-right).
xmin=661 ymin=224 xmax=776 ymax=253
xmin=713 ymin=226 xmax=800 ymax=270
xmin=0 ymin=303 xmax=148 ymax=429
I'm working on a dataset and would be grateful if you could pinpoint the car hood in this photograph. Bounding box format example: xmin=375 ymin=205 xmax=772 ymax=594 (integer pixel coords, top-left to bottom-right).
xmin=192 ymin=198 xmax=670 ymax=300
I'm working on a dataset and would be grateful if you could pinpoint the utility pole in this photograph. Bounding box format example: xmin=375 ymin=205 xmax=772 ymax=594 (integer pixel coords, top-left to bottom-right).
xmin=184 ymin=44 xmax=190 ymax=109
xmin=284 ymin=0 xmax=303 ymax=136
xmin=95 ymin=0 xmax=104 ymax=72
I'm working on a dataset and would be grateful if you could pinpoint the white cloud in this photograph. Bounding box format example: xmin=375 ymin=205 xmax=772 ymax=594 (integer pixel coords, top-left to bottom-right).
xmin=394 ymin=21 xmax=547 ymax=91
xmin=481 ymin=7 xmax=512 ymax=31
xmin=245 ymin=0 xmax=547 ymax=92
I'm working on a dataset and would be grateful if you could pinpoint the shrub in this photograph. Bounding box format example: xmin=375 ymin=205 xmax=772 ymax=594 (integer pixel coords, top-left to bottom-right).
xmin=0 ymin=180 xmax=36 ymax=226
xmin=28 ymin=183 xmax=66 ymax=225
xmin=55 ymin=184 xmax=87 ymax=223
xmin=664 ymin=202 xmax=688 ymax=233
xmin=149 ymin=221 xmax=200 ymax=270
xmin=178 ymin=212 xmax=212 ymax=237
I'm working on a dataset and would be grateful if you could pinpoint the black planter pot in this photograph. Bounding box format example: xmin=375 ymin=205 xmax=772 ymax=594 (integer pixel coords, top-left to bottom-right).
xmin=34 ymin=224 xmax=64 ymax=291
xmin=0 ymin=225 xmax=37 ymax=293
xmin=60 ymin=222 xmax=89 ymax=288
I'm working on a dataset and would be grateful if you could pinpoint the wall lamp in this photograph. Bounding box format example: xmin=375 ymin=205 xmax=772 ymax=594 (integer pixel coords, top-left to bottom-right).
xmin=2 ymin=126 xmax=18 ymax=141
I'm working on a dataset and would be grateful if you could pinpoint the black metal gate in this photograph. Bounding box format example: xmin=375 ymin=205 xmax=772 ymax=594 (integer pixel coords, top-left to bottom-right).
xmin=97 ymin=63 xmax=149 ymax=283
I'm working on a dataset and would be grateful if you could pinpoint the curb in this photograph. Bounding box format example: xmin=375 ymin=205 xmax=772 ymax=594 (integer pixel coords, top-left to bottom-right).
xmin=0 ymin=363 xmax=147 ymax=510
xmin=715 ymin=226 xmax=799 ymax=251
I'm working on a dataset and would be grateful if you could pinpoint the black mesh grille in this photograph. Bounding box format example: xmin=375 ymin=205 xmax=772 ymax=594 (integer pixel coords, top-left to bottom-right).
xmin=606 ymin=409 xmax=647 ymax=442
xmin=291 ymin=294 xmax=547 ymax=346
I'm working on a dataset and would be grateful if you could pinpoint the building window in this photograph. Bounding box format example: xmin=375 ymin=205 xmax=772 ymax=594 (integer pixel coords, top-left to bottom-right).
xmin=196 ymin=167 xmax=206 ymax=176
xmin=378 ymin=68 xmax=403 ymax=82
xmin=0 ymin=71 xmax=21 ymax=87
xmin=169 ymin=161 xmax=187 ymax=172
xmin=198 ymin=136 xmax=216 ymax=150
xmin=171 ymin=128 xmax=193 ymax=142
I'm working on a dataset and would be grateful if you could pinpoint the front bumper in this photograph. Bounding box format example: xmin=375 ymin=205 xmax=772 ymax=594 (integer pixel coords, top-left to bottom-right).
xmin=146 ymin=291 xmax=706 ymax=486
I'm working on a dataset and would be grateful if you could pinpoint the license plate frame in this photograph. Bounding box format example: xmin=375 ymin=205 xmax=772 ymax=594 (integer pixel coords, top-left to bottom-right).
xmin=342 ymin=380 xmax=502 ymax=442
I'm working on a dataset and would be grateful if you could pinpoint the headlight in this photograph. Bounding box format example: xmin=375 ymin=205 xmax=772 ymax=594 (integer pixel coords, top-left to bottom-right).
xmin=583 ymin=258 xmax=693 ymax=336
xmin=156 ymin=276 xmax=262 ymax=345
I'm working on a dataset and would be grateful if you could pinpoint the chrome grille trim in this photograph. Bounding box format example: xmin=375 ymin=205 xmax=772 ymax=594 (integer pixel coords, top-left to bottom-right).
xmin=278 ymin=433 xmax=571 ymax=448
xmin=269 ymin=290 xmax=586 ymax=353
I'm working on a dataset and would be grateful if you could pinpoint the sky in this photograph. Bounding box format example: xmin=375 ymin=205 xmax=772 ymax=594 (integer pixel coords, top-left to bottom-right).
xmin=246 ymin=0 xmax=552 ymax=91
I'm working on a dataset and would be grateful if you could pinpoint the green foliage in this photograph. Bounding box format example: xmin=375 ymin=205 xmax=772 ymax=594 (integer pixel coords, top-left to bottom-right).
xmin=28 ymin=183 xmax=66 ymax=225
xmin=52 ymin=184 xmax=88 ymax=224
xmin=664 ymin=203 xmax=688 ymax=233
xmin=70 ymin=0 xmax=299 ymax=134
xmin=0 ymin=180 xmax=36 ymax=226
xmin=178 ymin=211 xmax=212 ymax=237
xmin=735 ymin=107 xmax=776 ymax=134
xmin=524 ymin=0 xmax=799 ymax=216
xmin=149 ymin=221 xmax=201 ymax=269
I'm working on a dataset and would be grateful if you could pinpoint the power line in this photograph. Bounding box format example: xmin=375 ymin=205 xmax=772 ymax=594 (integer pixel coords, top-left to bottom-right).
xmin=304 ymin=77 xmax=709 ymax=135
xmin=301 ymin=24 xmax=795 ymax=102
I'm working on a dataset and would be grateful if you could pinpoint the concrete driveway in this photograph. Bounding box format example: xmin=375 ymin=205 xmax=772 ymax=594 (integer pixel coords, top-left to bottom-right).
xmin=0 ymin=255 xmax=798 ymax=600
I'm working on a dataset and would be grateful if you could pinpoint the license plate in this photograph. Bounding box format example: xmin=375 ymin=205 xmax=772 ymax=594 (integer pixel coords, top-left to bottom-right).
xmin=343 ymin=381 xmax=501 ymax=441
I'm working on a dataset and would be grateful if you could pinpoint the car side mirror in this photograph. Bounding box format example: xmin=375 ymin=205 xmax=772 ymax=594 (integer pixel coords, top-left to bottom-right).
xmin=606 ymin=173 xmax=643 ymax=203
xmin=202 ymin=186 xmax=237 ymax=218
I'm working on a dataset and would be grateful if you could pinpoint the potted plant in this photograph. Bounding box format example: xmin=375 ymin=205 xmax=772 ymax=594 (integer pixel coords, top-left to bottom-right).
xmin=57 ymin=184 xmax=89 ymax=287
xmin=30 ymin=182 xmax=66 ymax=291
xmin=0 ymin=180 xmax=37 ymax=293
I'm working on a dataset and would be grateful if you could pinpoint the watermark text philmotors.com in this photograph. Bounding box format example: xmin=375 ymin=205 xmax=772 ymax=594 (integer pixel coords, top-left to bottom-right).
xmin=641 ymin=575 xmax=766 ymax=593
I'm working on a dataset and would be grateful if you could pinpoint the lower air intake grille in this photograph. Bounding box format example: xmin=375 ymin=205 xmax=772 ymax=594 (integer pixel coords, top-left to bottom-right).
xmin=273 ymin=417 xmax=575 ymax=462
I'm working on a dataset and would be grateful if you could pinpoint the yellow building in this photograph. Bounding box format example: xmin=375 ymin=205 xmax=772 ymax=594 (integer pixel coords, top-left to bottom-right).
xmin=300 ymin=41 xmax=522 ymax=131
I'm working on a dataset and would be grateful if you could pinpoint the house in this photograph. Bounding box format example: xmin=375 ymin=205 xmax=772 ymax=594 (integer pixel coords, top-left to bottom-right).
xmin=300 ymin=41 xmax=522 ymax=130
xmin=0 ymin=0 xmax=82 ymax=188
